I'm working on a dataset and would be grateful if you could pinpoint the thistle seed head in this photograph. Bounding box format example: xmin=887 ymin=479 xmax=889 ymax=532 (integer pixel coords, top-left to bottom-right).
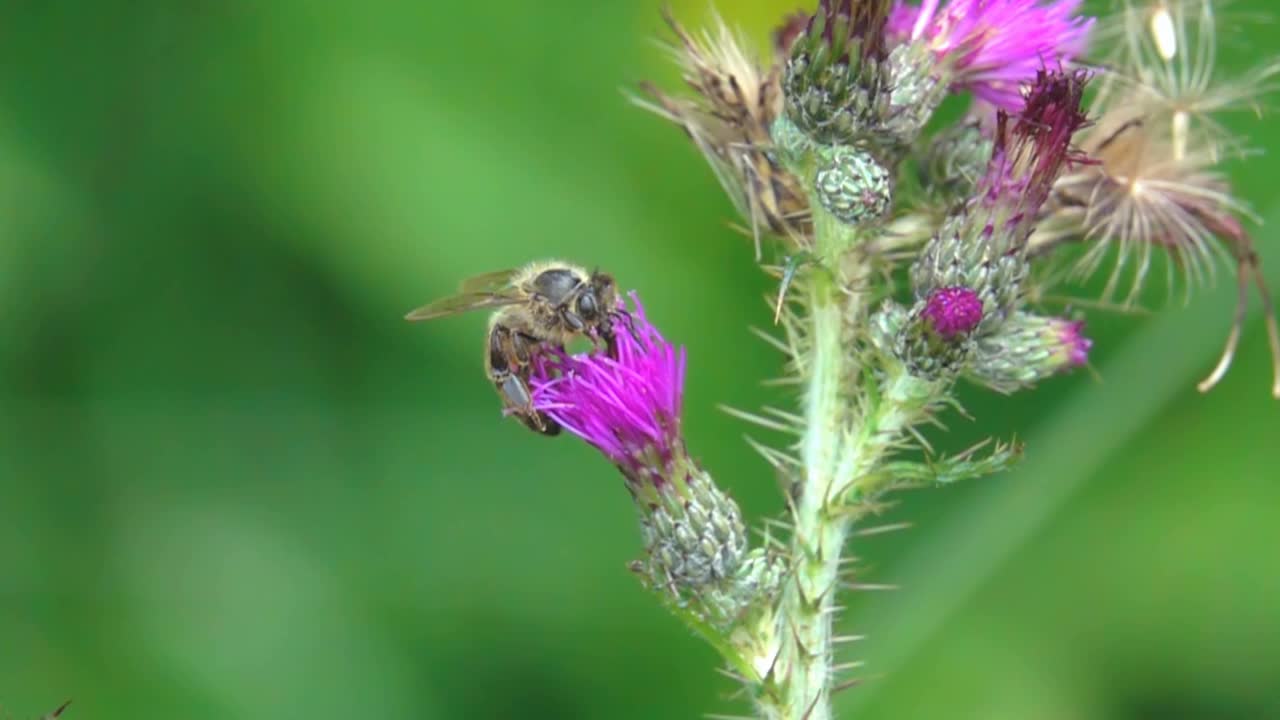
xmin=1030 ymin=0 xmax=1280 ymax=397
xmin=636 ymin=11 xmax=811 ymax=252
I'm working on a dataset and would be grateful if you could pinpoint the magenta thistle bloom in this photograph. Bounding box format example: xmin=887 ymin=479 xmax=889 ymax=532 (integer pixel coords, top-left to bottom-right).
xmin=530 ymin=293 xmax=687 ymax=486
xmin=887 ymin=0 xmax=1093 ymax=110
xmin=922 ymin=286 xmax=984 ymax=338
xmin=530 ymin=293 xmax=759 ymax=605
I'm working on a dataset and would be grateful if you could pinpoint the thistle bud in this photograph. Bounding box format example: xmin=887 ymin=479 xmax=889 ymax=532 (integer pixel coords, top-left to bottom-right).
xmin=530 ymin=293 xmax=772 ymax=625
xmin=912 ymin=68 xmax=1090 ymax=333
xmin=783 ymin=0 xmax=893 ymax=145
xmin=918 ymin=119 xmax=993 ymax=207
xmin=813 ymin=145 xmax=892 ymax=225
xmin=968 ymin=312 xmax=1092 ymax=392
xmin=878 ymin=41 xmax=950 ymax=150
xmin=895 ymin=286 xmax=984 ymax=378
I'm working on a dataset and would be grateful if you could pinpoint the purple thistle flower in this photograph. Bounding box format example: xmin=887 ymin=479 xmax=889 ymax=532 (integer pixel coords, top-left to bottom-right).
xmin=530 ymin=292 xmax=688 ymax=485
xmin=887 ymin=0 xmax=1093 ymax=110
xmin=922 ymin=286 xmax=984 ymax=338
xmin=530 ymin=292 xmax=760 ymax=606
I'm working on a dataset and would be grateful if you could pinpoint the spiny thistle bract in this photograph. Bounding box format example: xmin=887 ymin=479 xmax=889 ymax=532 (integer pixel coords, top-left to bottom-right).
xmin=421 ymin=1 xmax=1277 ymax=718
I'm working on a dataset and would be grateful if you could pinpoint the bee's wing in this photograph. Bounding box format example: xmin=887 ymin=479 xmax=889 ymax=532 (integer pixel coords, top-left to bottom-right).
xmin=404 ymin=290 xmax=523 ymax=321
xmin=458 ymin=268 xmax=520 ymax=293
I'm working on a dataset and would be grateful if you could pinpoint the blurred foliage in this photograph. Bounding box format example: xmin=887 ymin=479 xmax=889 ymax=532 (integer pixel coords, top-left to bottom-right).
xmin=1 ymin=1 xmax=1277 ymax=718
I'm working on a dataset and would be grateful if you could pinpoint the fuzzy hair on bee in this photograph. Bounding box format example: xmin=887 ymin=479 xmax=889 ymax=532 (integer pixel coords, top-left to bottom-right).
xmin=405 ymin=260 xmax=626 ymax=434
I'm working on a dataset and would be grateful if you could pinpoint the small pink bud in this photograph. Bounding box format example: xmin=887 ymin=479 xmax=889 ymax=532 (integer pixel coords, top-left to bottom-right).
xmin=922 ymin=287 xmax=984 ymax=338
xmin=1059 ymin=319 xmax=1092 ymax=367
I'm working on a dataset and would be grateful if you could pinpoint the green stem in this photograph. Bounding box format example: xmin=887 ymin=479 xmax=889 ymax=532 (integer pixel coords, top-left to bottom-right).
xmin=769 ymin=209 xmax=858 ymax=720
xmin=763 ymin=211 xmax=932 ymax=720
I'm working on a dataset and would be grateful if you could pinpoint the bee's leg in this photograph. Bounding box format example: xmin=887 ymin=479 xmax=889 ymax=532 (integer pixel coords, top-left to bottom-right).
xmin=509 ymin=330 xmax=564 ymax=436
xmin=599 ymin=309 xmax=640 ymax=357
xmin=488 ymin=324 xmax=560 ymax=436
xmin=507 ymin=377 xmax=561 ymax=436
xmin=623 ymin=311 xmax=640 ymax=341
xmin=515 ymin=332 xmax=563 ymax=436
xmin=560 ymin=308 xmax=586 ymax=333
xmin=510 ymin=331 xmax=538 ymax=364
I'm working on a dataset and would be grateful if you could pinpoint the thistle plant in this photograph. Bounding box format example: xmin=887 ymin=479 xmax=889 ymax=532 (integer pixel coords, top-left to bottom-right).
xmin=425 ymin=0 xmax=1278 ymax=717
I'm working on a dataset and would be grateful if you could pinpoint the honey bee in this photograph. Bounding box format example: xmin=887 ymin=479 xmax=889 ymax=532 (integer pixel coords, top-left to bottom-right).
xmin=405 ymin=261 xmax=625 ymax=435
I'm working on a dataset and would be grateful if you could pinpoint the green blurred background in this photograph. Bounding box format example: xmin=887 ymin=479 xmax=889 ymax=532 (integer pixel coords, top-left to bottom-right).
xmin=1 ymin=1 xmax=1278 ymax=718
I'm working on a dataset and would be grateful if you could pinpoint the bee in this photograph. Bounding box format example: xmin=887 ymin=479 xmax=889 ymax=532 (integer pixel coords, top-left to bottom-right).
xmin=405 ymin=261 xmax=625 ymax=435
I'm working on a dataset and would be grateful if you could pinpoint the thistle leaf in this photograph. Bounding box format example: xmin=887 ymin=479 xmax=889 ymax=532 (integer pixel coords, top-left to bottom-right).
xmin=880 ymin=438 xmax=1025 ymax=488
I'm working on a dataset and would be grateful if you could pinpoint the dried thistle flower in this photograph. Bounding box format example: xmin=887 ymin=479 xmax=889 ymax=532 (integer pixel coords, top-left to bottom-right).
xmin=636 ymin=11 xmax=811 ymax=255
xmin=887 ymin=0 xmax=1094 ymax=110
xmin=1032 ymin=0 xmax=1280 ymax=397
xmin=913 ymin=68 xmax=1092 ymax=333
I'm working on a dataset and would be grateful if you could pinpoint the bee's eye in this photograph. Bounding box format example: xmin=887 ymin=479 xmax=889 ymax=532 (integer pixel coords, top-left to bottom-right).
xmin=577 ymin=293 xmax=598 ymax=318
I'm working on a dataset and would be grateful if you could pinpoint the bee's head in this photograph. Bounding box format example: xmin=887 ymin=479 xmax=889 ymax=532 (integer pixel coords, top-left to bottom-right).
xmin=581 ymin=271 xmax=638 ymax=352
xmin=576 ymin=271 xmax=618 ymax=324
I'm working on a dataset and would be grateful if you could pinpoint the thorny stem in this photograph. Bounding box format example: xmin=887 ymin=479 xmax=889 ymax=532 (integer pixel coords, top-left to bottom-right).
xmin=764 ymin=211 xmax=931 ymax=720
xmin=776 ymin=279 xmax=847 ymax=720
xmin=747 ymin=207 xmax=865 ymax=712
